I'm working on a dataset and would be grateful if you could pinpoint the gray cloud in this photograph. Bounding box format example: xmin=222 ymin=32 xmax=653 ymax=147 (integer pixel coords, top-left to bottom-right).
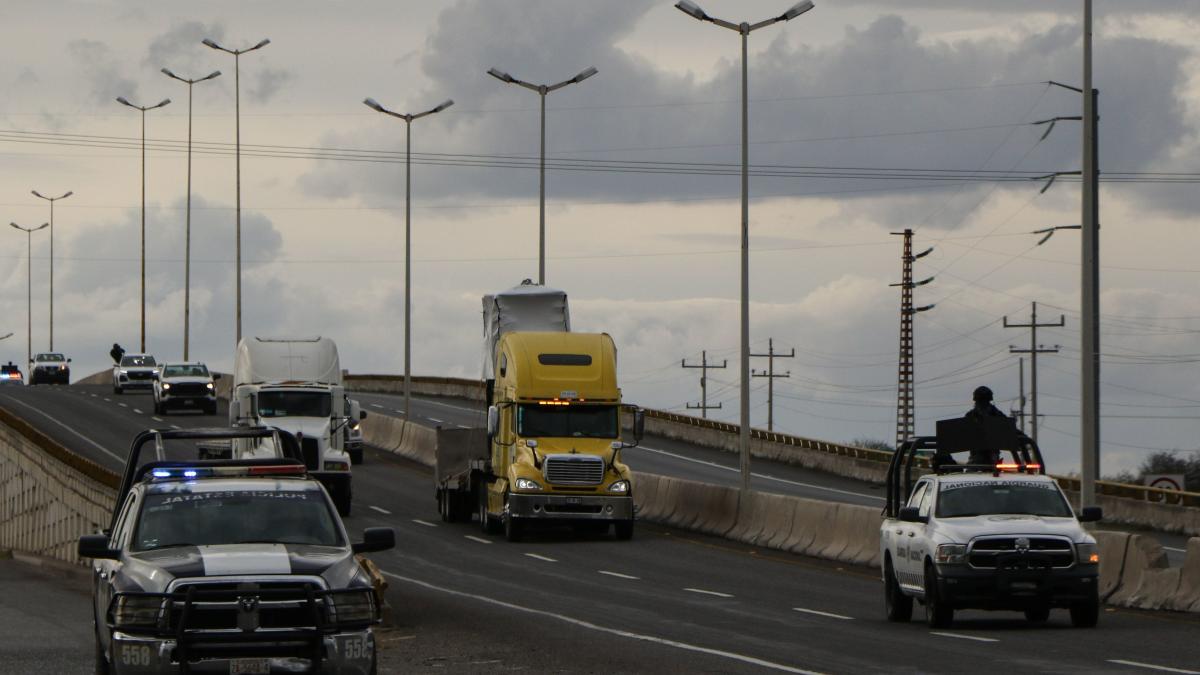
xmin=145 ymin=20 xmax=226 ymax=73
xmin=247 ymin=67 xmax=292 ymax=103
xmin=68 ymin=39 xmax=140 ymax=105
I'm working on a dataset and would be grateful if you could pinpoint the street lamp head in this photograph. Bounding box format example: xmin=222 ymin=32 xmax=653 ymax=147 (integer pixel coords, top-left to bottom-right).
xmin=202 ymin=38 xmax=222 ymax=50
xmin=487 ymin=67 xmax=514 ymax=83
xmin=116 ymin=96 xmax=133 ymax=108
xmin=363 ymin=97 xmax=386 ymax=113
xmin=252 ymin=38 xmax=271 ymax=50
xmin=675 ymin=0 xmax=708 ymax=20
xmin=781 ymin=0 xmax=815 ymax=21
xmin=202 ymin=70 xmax=222 ymax=81
xmin=8 ymin=223 xmax=19 ymax=231
xmin=573 ymin=66 xmax=598 ymax=83
xmin=432 ymin=99 xmax=455 ymax=113
xmin=35 ymin=223 xmax=49 ymax=232
xmin=152 ymin=98 xmax=172 ymax=110
xmin=161 ymin=67 xmax=178 ymax=79
xmin=31 ymin=190 xmax=44 ymax=199
xmin=62 ymin=191 xmax=73 ymax=199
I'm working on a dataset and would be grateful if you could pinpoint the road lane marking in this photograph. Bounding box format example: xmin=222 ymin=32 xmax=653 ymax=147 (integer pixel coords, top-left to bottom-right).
xmin=598 ymin=570 xmax=640 ymax=580
xmin=370 ymin=403 xmax=383 ymax=408
xmin=1163 ymin=546 xmax=1186 ymax=553
xmin=457 ymin=424 xmax=471 ymax=429
xmin=524 ymin=553 xmax=557 ymax=563
xmin=118 ymin=402 xmax=128 ymax=408
xmin=683 ymin=588 xmax=733 ymax=598
xmin=393 ymin=410 xmax=405 ymax=415
xmin=1108 ymin=660 xmax=1200 ymax=674
xmin=792 ymin=607 xmax=853 ymax=620
xmin=90 ymin=394 xmax=98 ymax=398
xmin=427 ymin=417 xmax=444 ymax=424
xmin=637 ymin=445 xmax=884 ymax=502
xmin=930 ymin=632 xmax=997 ymax=643
xmin=132 ymin=408 xmax=144 ymax=414
xmin=103 ymin=398 xmax=111 ymax=402
xmin=381 ymin=571 xmax=821 ymax=675
xmin=169 ymin=425 xmax=181 ymax=429
xmin=411 ymin=519 xmax=438 ymax=528
xmin=368 ymin=506 xmax=391 ymax=515
xmin=0 ymin=395 xmax=123 ymax=463
xmin=152 ymin=417 xmax=164 ymax=422
xmin=464 ymin=535 xmax=492 ymax=545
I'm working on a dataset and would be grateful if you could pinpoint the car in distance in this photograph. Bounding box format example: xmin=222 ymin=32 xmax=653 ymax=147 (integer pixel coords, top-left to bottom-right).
xmin=113 ymin=354 xmax=157 ymax=394
xmin=0 ymin=362 xmax=23 ymax=386
xmin=79 ymin=427 xmax=394 ymax=675
xmin=29 ymin=352 xmax=71 ymax=384
xmin=152 ymin=362 xmax=219 ymax=415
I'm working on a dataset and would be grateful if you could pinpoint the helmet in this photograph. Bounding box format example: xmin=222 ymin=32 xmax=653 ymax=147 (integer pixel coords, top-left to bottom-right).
xmin=972 ymin=385 xmax=994 ymax=402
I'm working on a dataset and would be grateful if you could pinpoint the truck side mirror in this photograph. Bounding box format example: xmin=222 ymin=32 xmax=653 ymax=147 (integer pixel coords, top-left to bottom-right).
xmin=78 ymin=534 xmax=119 ymax=560
xmin=634 ymin=409 xmax=645 ymax=442
xmin=67 ymin=358 xmax=72 ymax=363
xmin=212 ymin=373 xmax=222 ymax=380
xmin=352 ymin=527 xmax=395 ymax=554
xmin=1078 ymin=506 xmax=1103 ymax=522
xmin=359 ymin=410 xmax=368 ymax=420
xmin=898 ymin=506 xmax=926 ymax=523
xmin=487 ymin=405 xmax=498 ymax=436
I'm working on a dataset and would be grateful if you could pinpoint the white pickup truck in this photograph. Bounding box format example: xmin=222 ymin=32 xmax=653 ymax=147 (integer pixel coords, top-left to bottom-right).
xmin=880 ymin=417 xmax=1103 ymax=629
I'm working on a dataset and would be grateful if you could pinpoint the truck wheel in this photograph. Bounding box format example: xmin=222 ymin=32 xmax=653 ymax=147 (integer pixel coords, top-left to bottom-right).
xmin=438 ymin=490 xmax=455 ymax=523
xmin=923 ymin=563 xmax=953 ymax=628
xmin=479 ymin=493 xmax=500 ymax=535
xmin=93 ymin=623 xmax=109 ymax=675
xmin=113 ymin=385 xmax=122 ymax=395
xmin=614 ymin=521 xmax=634 ymax=541
xmin=1069 ymin=587 xmax=1099 ymax=628
xmin=884 ymin=559 xmax=913 ymax=622
xmin=1024 ymin=606 xmax=1050 ymax=623
xmin=503 ymin=495 xmax=523 ymax=542
xmin=334 ymin=482 xmax=352 ymax=517
xmin=205 ymin=402 xmax=217 ymax=416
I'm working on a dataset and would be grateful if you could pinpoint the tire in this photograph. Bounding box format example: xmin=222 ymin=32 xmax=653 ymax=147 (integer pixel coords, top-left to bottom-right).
xmin=503 ymin=495 xmax=523 ymax=542
xmin=924 ymin=564 xmax=954 ymax=628
xmin=438 ymin=490 xmax=455 ymax=523
xmin=349 ymin=446 xmax=363 ymax=466
xmin=93 ymin=624 xmax=109 ymax=675
xmin=479 ymin=491 xmax=500 ymax=535
xmin=205 ymin=402 xmax=217 ymax=416
xmin=113 ymin=386 xmax=122 ymax=395
xmin=1070 ymin=587 xmax=1100 ymax=628
xmin=333 ymin=481 xmax=352 ymax=517
xmin=614 ymin=521 xmax=634 ymax=541
xmin=1024 ymin=606 xmax=1050 ymax=624
xmin=884 ymin=559 xmax=913 ymax=622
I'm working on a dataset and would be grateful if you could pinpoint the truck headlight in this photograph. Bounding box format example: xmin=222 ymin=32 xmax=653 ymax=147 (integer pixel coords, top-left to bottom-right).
xmin=608 ymin=480 xmax=630 ymax=494
xmin=1075 ymin=543 xmax=1100 ymax=565
xmin=324 ymin=461 xmax=349 ymax=472
xmin=161 ymin=382 xmax=171 ymax=390
xmin=514 ymin=477 xmax=542 ymax=491
xmin=206 ymin=382 xmax=215 ymax=389
xmin=111 ymin=595 xmax=169 ymax=631
xmin=935 ymin=544 xmax=967 ymax=565
xmin=326 ymin=589 xmax=378 ymax=626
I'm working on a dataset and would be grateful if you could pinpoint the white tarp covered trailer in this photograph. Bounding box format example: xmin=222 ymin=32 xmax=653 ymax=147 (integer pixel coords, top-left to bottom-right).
xmin=234 ymin=336 xmax=342 ymax=387
xmin=481 ymin=281 xmax=570 ymax=378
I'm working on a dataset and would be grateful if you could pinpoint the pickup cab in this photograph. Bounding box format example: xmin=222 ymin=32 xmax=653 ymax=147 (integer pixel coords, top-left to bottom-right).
xmin=881 ymin=416 xmax=1102 ymax=628
xmin=113 ymin=354 xmax=157 ymax=394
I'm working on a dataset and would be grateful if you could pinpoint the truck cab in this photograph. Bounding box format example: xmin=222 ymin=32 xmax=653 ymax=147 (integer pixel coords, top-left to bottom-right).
xmin=482 ymin=331 xmax=637 ymax=541
xmin=880 ymin=416 xmax=1102 ymax=628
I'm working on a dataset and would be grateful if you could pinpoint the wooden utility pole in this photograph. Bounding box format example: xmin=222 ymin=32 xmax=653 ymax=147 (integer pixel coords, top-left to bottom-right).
xmin=1005 ymin=301 xmax=1064 ymax=443
xmin=751 ymin=338 xmax=794 ymax=431
xmin=682 ymin=350 xmax=727 ymax=418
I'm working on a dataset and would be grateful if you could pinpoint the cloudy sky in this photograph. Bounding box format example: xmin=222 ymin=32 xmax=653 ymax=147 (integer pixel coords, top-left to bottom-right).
xmin=2 ymin=0 xmax=1198 ymax=476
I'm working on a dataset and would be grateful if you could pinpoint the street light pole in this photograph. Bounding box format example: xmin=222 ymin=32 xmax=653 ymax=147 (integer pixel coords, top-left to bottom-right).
xmin=203 ymin=37 xmax=270 ymax=347
xmin=31 ymin=189 xmax=72 ymax=350
xmin=487 ymin=65 xmax=598 ymax=285
xmin=363 ymin=96 xmax=454 ymax=419
xmin=116 ymin=96 xmax=171 ymax=353
xmin=675 ymin=0 xmax=815 ymax=493
xmin=10 ymin=222 xmax=49 ymax=369
xmin=1080 ymin=0 xmax=1101 ymax=510
xmin=162 ymin=68 xmax=221 ymax=361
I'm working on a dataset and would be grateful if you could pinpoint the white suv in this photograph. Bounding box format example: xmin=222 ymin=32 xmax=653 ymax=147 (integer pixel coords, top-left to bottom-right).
xmin=152 ymin=362 xmax=218 ymax=415
xmin=113 ymin=354 xmax=157 ymax=394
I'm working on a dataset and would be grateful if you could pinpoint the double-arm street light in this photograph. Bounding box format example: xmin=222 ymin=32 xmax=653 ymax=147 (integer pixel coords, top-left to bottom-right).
xmin=10 ymin=222 xmax=49 ymax=368
xmin=31 ymin=189 xmax=72 ymax=350
xmin=487 ymin=65 xmax=597 ymax=285
xmin=675 ymin=0 xmax=815 ymax=493
xmin=362 ymin=96 xmax=455 ymax=419
xmin=162 ymin=67 xmax=222 ymax=361
xmin=202 ymin=37 xmax=269 ymax=347
xmin=116 ymin=96 xmax=171 ymax=353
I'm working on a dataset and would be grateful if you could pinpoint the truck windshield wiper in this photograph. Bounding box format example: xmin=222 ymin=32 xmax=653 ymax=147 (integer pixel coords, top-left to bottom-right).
xmin=141 ymin=542 xmax=197 ymax=551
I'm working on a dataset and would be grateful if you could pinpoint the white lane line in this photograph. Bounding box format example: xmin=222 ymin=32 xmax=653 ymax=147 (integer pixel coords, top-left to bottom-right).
xmin=382 ymin=571 xmax=820 ymax=674
xmin=1108 ymin=660 xmax=1200 ymax=674
xmin=169 ymin=425 xmax=181 ymax=429
xmin=427 ymin=417 xmax=444 ymax=424
xmin=457 ymin=424 xmax=471 ymax=429
xmin=90 ymin=394 xmax=98 ymax=398
xmin=524 ymin=553 xmax=557 ymax=563
xmin=464 ymin=535 xmax=492 ymax=545
xmin=117 ymin=402 xmax=128 ymax=408
xmin=1163 ymin=546 xmax=1186 ymax=553
xmin=792 ymin=607 xmax=853 ymax=620
xmin=368 ymin=506 xmax=391 ymax=515
xmin=103 ymin=398 xmax=111 ymax=402
xmin=598 ymin=570 xmax=640 ymax=580
xmin=0 ymin=395 xmax=123 ymax=463
xmin=132 ymin=408 xmax=144 ymax=414
xmin=683 ymin=588 xmax=734 ymax=598
xmin=412 ymin=519 xmax=438 ymax=528
xmin=930 ymin=632 xmax=997 ymax=643
xmin=393 ymin=409 xmax=405 ymax=415
xmin=638 ymin=445 xmax=884 ymax=502
xmin=415 ymin=398 xmax=480 ymax=414
xmin=152 ymin=416 xmax=164 ymax=422
xmin=370 ymin=403 xmax=383 ymax=409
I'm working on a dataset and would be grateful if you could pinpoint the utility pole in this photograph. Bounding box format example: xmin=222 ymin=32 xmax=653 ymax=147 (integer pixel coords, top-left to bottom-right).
xmin=751 ymin=338 xmax=793 ymax=431
xmin=1080 ymin=0 xmax=1101 ymax=511
xmin=682 ymin=350 xmax=727 ymax=418
xmin=1005 ymin=301 xmax=1064 ymax=443
xmin=1015 ymin=357 xmax=1027 ymax=434
xmin=890 ymin=229 xmax=934 ymax=450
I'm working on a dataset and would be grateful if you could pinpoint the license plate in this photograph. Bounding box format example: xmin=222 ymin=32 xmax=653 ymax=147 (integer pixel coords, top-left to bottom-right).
xmin=1010 ymin=581 xmax=1038 ymax=591
xmin=183 ymin=399 xmax=194 ymax=406
xmin=566 ymin=497 xmax=582 ymax=505
xmin=230 ymin=659 xmax=270 ymax=674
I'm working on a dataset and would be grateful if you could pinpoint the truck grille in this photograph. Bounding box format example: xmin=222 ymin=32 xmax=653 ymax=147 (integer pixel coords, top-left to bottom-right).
xmin=301 ymin=438 xmax=320 ymax=470
xmin=968 ymin=536 xmax=1075 ymax=569
xmin=127 ymin=370 xmax=154 ymax=381
xmin=169 ymin=581 xmax=321 ymax=632
xmin=543 ymin=454 xmax=604 ymax=486
xmin=168 ymin=382 xmax=210 ymax=397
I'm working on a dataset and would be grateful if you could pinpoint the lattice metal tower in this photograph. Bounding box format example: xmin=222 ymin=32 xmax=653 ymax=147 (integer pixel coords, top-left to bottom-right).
xmin=890 ymin=229 xmax=934 ymax=450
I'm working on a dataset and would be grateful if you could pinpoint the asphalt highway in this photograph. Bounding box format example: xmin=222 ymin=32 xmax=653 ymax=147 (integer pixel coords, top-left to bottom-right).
xmin=2 ymin=384 xmax=1200 ymax=673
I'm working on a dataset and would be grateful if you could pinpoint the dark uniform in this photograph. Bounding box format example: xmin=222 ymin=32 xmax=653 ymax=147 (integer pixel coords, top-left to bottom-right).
xmin=109 ymin=343 xmax=125 ymax=364
xmin=965 ymin=386 xmax=1006 ymax=465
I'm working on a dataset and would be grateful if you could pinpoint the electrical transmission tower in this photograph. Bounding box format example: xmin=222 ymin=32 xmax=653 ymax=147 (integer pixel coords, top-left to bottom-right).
xmin=890 ymin=229 xmax=934 ymax=450
xmin=682 ymin=350 xmax=727 ymax=418
xmin=1005 ymin=301 xmax=1064 ymax=443
xmin=751 ymin=338 xmax=794 ymax=432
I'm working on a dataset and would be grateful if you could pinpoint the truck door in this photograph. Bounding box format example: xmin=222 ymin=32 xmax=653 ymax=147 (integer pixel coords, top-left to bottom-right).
xmin=895 ymin=480 xmax=929 ymax=588
xmin=96 ymin=492 xmax=138 ymax=648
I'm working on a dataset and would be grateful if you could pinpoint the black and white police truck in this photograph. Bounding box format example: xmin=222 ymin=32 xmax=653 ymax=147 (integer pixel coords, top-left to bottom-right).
xmin=880 ymin=415 xmax=1103 ymax=628
xmin=78 ymin=427 xmax=394 ymax=674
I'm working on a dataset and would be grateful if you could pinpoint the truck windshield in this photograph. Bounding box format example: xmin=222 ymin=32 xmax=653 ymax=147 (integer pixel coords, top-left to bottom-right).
xmin=936 ymin=481 xmax=1073 ymax=518
xmin=133 ymin=489 xmax=343 ymax=550
xmin=121 ymin=355 xmax=156 ymax=367
xmin=163 ymin=364 xmax=209 ymax=378
xmin=258 ymin=391 xmax=331 ymax=418
xmin=517 ymin=404 xmax=618 ymax=438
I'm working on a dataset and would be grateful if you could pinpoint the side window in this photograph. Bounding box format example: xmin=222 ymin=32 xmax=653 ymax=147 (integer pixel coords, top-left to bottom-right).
xmin=918 ymin=484 xmax=935 ymax=518
xmin=499 ymin=352 xmax=507 ymax=378
xmin=906 ymin=482 xmax=927 ymax=509
xmin=111 ymin=493 xmax=140 ymax=549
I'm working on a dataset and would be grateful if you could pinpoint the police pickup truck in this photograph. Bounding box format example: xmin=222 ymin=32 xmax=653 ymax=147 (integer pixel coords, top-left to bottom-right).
xmin=880 ymin=415 xmax=1102 ymax=628
xmin=78 ymin=427 xmax=394 ymax=674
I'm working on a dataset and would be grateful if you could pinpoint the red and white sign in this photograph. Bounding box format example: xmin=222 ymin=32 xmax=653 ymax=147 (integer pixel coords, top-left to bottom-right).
xmin=1144 ymin=473 xmax=1185 ymax=493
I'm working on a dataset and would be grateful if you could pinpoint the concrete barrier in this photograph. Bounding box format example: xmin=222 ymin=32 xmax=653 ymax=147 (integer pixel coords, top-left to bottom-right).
xmin=0 ymin=407 xmax=117 ymax=566
xmin=1107 ymin=534 xmax=1170 ymax=608
xmin=360 ymin=413 xmax=437 ymax=467
xmin=780 ymin=499 xmax=819 ymax=555
xmin=727 ymin=490 xmax=769 ymax=545
xmin=1169 ymin=538 xmax=1200 ymax=613
xmin=1094 ymin=531 xmax=1130 ymax=601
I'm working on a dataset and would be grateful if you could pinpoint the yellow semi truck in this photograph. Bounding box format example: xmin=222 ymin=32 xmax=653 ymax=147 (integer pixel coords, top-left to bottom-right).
xmin=435 ymin=282 xmax=643 ymax=541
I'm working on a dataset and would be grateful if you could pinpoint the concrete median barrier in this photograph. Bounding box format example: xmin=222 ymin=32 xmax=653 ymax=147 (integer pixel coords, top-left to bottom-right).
xmin=1169 ymin=538 xmax=1200 ymax=613
xmin=1094 ymin=531 xmax=1130 ymax=601
xmin=633 ymin=472 xmax=662 ymax=519
xmin=760 ymin=493 xmax=797 ymax=550
xmin=1108 ymin=534 xmax=1171 ymax=609
xmin=780 ymin=499 xmax=819 ymax=555
xmin=727 ymin=490 xmax=769 ymax=545
xmin=361 ymin=413 xmax=437 ymax=467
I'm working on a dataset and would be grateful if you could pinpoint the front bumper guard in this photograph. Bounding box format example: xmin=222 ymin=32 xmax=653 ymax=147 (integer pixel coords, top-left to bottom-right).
xmin=507 ymin=493 xmax=634 ymax=521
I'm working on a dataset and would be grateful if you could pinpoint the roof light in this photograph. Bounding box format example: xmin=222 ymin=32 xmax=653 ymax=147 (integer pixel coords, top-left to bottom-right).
xmin=183 ymin=470 xmax=198 ymax=478
xmin=152 ymin=470 xmax=171 ymax=478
